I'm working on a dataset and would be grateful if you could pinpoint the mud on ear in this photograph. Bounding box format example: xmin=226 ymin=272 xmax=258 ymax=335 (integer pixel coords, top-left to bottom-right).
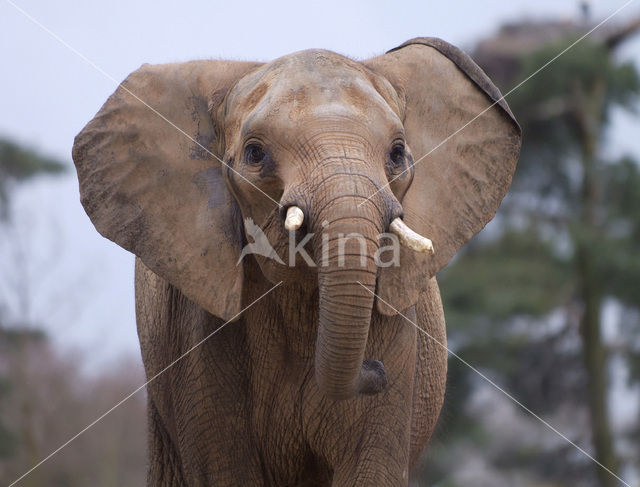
xmin=365 ymin=38 xmax=522 ymax=314
xmin=73 ymin=60 xmax=262 ymax=321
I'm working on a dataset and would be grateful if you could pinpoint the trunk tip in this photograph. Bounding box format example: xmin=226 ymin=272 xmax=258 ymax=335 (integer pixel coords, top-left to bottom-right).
xmin=315 ymin=359 xmax=388 ymax=400
xmin=357 ymin=359 xmax=388 ymax=395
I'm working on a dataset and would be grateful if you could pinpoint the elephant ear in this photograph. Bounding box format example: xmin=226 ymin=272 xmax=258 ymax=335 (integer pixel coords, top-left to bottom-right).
xmin=73 ymin=60 xmax=262 ymax=321
xmin=365 ymin=38 xmax=521 ymax=314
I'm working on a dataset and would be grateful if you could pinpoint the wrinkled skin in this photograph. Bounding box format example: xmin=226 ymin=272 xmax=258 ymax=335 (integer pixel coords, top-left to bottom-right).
xmin=136 ymin=259 xmax=447 ymax=485
xmin=73 ymin=38 xmax=520 ymax=486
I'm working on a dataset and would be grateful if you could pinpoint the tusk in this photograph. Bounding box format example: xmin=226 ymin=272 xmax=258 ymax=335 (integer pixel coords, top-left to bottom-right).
xmin=390 ymin=217 xmax=434 ymax=254
xmin=284 ymin=206 xmax=304 ymax=231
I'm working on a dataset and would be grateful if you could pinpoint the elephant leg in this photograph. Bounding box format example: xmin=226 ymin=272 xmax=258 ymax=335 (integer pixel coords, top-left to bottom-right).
xmin=328 ymin=359 xmax=414 ymax=485
xmin=146 ymin=398 xmax=187 ymax=487
xmin=409 ymin=278 xmax=448 ymax=468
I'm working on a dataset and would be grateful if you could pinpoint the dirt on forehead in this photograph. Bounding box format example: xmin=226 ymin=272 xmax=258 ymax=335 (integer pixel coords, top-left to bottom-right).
xmin=223 ymin=50 xmax=400 ymax=132
xmin=228 ymin=49 xmax=378 ymax=102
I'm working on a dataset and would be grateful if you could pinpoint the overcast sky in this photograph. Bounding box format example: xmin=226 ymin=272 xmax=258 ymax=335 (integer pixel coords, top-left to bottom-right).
xmin=1 ymin=0 xmax=639 ymax=371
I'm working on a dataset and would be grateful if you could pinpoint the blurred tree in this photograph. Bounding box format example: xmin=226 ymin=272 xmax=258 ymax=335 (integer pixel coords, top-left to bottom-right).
xmin=416 ymin=14 xmax=640 ymax=487
xmin=0 ymin=329 xmax=147 ymax=486
xmin=0 ymin=138 xmax=146 ymax=485
xmin=0 ymin=137 xmax=65 ymax=220
xmin=0 ymin=138 xmax=65 ymax=476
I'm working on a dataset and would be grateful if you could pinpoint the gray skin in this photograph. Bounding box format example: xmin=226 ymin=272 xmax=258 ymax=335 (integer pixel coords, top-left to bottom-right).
xmin=73 ymin=37 xmax=520 ymax=486
xmin=136 ymin=260 xmax=446 ymax=485
xmin=134 ymin=52 xmax=448 ymax=483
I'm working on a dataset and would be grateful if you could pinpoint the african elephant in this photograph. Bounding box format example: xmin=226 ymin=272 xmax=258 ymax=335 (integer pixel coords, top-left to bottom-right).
xmin=72 ymin=37 xmax=520 ymax=486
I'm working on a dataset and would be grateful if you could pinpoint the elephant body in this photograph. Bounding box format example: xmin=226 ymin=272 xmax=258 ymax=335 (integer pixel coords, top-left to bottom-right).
xmin=136 ymin=257 xmax=447 ymax=485
xmin=74 ymin=37 xmax=520 ymax=486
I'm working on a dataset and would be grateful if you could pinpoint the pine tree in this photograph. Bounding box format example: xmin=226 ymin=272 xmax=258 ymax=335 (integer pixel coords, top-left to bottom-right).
xmin=0 ymin=137 xmax=65 ymax=470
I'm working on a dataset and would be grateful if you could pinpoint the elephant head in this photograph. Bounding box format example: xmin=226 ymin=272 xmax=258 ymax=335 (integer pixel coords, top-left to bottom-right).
xmin=73 ymin=38 xmax=520 ymax=400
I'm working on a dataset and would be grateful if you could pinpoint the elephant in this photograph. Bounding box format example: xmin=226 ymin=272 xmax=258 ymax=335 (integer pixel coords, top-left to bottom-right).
xmin=72 ymin=37 xmax=520 ymax=486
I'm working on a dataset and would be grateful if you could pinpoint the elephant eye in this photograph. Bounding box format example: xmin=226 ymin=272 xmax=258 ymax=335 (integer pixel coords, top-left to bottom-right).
xmin=388 ymin=144 xmax=406 ymax=171
xmin=244 ymin=144 xmax=266 ymax=165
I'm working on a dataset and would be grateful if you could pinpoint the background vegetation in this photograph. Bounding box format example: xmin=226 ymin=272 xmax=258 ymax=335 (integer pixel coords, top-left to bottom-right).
xmin=0 ymin=140 xmax=146 ymax=486
xmin=415 ymin=14 xmax=640 ymax=487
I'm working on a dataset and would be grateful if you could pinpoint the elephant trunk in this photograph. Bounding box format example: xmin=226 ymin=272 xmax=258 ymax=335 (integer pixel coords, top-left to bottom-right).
xmin=311 ymin=191 xmax=388 ymax=400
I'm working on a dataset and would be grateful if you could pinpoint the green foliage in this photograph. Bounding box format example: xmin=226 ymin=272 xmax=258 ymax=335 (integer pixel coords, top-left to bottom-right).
xmin=508 ymin=39 xmax=640 ymax=200
xmin=514 ymin=40 xmax=639 ymax=109
xmin=511 ymin=38 xmax=640 ymax=127
xmin=604 ymin=156 xmax=640 ymax=237
xmin=423 ymin=23 xmax=640 ymax=487
xmin=593 ymin=156 xmax=640 ymax=305
xmin=0 ymin=137 xmax=66 ymax=219
xmin=440 ymin=231 xmax=573 ymax=327
xmin=0 ymin=136 xmax=66 ymax=464
xmin=0 ymin=138 xmax=66 ymax=181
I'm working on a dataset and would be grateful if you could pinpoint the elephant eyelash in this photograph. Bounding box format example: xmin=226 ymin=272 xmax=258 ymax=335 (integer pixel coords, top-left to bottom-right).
xmin=242 ymin=143 xmax=278 ymax=179
xmin=244 ymin=144 xmax=266 ymax=165
xmin=387 ymin=144 xmax=407 ymax=172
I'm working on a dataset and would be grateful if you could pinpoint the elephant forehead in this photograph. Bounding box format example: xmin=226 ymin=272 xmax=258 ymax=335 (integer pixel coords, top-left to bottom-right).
xmin=228 ymin=50 xmax=401 ymax=133
xmin=235 ymin=48 xmax=371 ymax=94
xmin=276 ymin=75 xmax=388 ymax=115
xmin=240 ymin=80 xmax=401 ymax=146
xmin=247 ymin=86 xmax=391 ymax=126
